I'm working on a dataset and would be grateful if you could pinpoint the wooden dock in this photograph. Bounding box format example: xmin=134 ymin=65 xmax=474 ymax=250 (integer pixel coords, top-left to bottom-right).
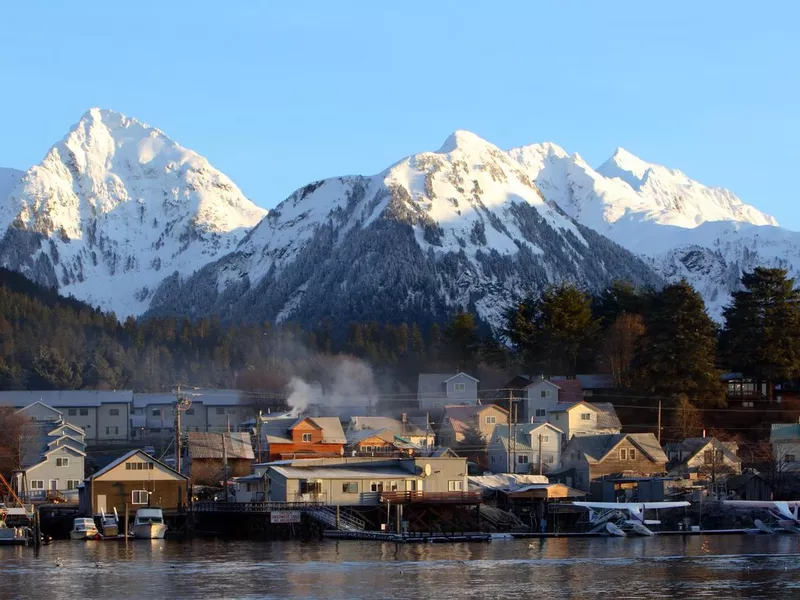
xmin=324 ymin=530 xmax=492 ymax=543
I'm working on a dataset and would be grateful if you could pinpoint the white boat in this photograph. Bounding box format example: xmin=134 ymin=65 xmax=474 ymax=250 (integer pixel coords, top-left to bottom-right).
xmin=0 ymin=519 xmax=31 ymax=545
xmin=132 ymin=508 xmax=167 ymax=539
xmin=98 ymin=508 xmax=120 ymax=537
xmin=70 ymin=517 xmax=100 ymax=540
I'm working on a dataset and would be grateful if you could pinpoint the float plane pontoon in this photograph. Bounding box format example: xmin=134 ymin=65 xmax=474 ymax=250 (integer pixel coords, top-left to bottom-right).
xmin=723 ymin=500 xmax=800 ymax=533
xmin=572 ymin=501 xmax=691 ymax=537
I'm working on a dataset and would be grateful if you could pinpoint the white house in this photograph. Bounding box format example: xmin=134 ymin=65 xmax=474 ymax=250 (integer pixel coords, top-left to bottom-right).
xmin=770 ymin=423 xmax=800 ymax=472
xmin=518 ymin=378 xmax=584 ymax=423
xmin=664 ymin=437 xmax=742 ymax=479
xmin=487 ymin=422 xmax=564 ymax=474
xmin=417 ymin=372 xmax=479 ymax=411
xmin=547 ymin=400 xmax=621 ymax=440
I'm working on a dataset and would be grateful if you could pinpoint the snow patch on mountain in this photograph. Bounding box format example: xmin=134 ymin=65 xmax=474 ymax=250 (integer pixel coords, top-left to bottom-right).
xmin=0 ymin=168 xmax=24 ymax=204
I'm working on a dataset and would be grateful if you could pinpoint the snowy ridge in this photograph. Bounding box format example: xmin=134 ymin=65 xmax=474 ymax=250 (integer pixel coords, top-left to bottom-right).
xmin=0 ymin=108 xmax=266 ymax=316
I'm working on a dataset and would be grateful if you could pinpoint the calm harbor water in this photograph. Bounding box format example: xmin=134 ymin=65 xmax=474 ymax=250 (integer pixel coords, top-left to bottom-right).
xmin=1 ymin=535 xmax=799 ymax=599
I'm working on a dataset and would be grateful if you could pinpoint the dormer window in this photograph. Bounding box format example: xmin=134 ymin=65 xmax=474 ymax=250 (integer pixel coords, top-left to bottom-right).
xmin=454 ymin=383 xmax=466 ymax=392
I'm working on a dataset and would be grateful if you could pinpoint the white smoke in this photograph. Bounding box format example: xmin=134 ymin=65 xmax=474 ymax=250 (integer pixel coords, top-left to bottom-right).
xmin=286 ymin=376 xmax=322 ymax=417
xmin=285 ymin=356 xmax=379 ymax=417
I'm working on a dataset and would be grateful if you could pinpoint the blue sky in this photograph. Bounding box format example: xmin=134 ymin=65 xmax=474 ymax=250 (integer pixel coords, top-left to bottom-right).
xmin=1 ymin=2 xmax=798 ymax=228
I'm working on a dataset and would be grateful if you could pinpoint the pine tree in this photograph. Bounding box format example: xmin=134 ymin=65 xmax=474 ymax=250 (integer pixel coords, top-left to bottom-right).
xmin=443 ymin=311 xmax=480 ymax=371
xmin=720 ymin=268 xmax=800 ymax=399
xmin=634 ymin=281 xmax=723 ymax=405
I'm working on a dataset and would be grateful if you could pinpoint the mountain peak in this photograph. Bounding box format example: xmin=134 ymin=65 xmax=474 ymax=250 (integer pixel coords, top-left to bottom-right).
xmin=437 ymin=130 xmax=495 ymax=154
xmin=597 ymin=147 xmax=652 ymax=189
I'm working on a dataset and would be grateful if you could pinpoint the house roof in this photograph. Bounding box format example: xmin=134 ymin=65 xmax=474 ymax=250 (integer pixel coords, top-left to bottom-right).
xmin=548 ymin=400 xmax=622 ymax=430
xmin=270 ymin=465 xmax=413 ymax=480
xmin=132 ymin=389 xmax=247 ymax=408
xmin=567 ymin=433 xmax=668 ymax=464
xmin=771 ymin=423 xmax=800 ymax=442
xmin=665 ymin=437 xmax=741 ymax=468
xmin=427 ymin=447 xmax=459 ymax=457
xmin=0 ymin=390 xmax=133 ymax=408
xmin=187 ymin=432 xmax=255 ymax=460
xmin=348 ymin=416 xmax=429 ymax=438
xmin=725 ymin=471 xmax=773 ymax=490
xmin=47 ymin=422 xmax=85 ymax=437
xmin=262 ymin=417 xmax=346 ymax=445
xmin=14 ymin=401 xmax=62 ymax=417
xmin=89 ymin=449 xmax=188 ymax=480
xmin=346 ymin=428 xmax=397 ymax=446
xmin=490 ymin=423 xmax=564 ymax=452
xmin=575 ymin=373 xmax=614 ymax=389
xmin=442 ymin=404 xmax=507 ymax=435
xmin=418 ymin=372 xmax=478 ymax=396
xmin=46 ymin=434 xmax=86 ymax=448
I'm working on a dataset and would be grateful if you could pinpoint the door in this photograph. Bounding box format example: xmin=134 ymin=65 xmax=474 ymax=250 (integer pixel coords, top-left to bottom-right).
xmin=49 ymin=480 xmax=58 ymax=492
xmin=97 ymin=494 xmax=107 ymax=513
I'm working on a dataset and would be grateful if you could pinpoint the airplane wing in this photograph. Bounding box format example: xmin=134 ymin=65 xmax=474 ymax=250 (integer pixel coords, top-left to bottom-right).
xmin=641 ymin=502 xmax=690 ymax=509
xmin=573 ymin=502 xmax=688 ymax=510
xmin=724 ymin=501 xmax=800 ymax=509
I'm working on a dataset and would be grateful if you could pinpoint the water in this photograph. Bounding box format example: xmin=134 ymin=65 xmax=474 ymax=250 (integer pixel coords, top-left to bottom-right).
xmin=1 ymin=535 xmax=798 ymax=599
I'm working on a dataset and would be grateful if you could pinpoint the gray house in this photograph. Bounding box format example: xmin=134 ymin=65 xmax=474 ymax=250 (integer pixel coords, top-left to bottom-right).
xmin=417 ymin=372 xmax=479 ymax=411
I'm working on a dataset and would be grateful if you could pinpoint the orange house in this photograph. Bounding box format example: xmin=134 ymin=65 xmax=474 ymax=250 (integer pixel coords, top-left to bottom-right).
xmin=261 ymin=417 xmax=346 ymax=461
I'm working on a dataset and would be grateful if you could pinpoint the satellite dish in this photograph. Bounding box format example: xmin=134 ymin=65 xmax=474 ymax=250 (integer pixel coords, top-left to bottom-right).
xmin=424 ymin=464 xmax=432 ymax=477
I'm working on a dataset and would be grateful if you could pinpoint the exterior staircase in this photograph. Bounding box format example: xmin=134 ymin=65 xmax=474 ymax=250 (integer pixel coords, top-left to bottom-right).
xmin=305 ymin=506 xmax=365 ymax=531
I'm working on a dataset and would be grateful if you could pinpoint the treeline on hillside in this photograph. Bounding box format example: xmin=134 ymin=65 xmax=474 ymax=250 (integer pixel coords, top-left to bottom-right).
xmin=0 ymin=267 xmax=799 ymax=443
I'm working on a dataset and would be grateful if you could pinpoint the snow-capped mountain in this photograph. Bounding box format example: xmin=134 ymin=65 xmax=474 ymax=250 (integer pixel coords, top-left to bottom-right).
xmin=0 ymin=168 xmax=24 ymax=207
xmin=147 ymin=130 xmax=661 ymax=328
xmin=0 ymin=108 xmax=266 ymax=316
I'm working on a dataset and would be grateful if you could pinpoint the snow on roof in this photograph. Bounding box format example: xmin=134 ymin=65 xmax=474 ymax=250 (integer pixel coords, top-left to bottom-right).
xmin=262 ymin=417 xmax=346 ymax=445
xmin=348 ymin=416 xmax=428 ymax=438
xmin=132 ymin=389 xmax=246 ymax=408
xmin=188 ymin=432 xmax=255 ymax=460
xmin=0 ymin=390 xmax=133 ymax=408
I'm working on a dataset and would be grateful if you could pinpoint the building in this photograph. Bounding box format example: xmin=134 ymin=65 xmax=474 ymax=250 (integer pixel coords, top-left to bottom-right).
xmin=555 ymin=433 xmax=668 ymax=492
xmin=725 ymin=471 xmax=774 ymax=501
xmin=417 ymin=372 xmax=479 ymax=411
xmin=519 ymin=378 xmax=584 ymax=423
xmin=0 ymin=390 xmax=132 ymax=442
xmin=547 ymin=400 xmax=622 ymax=440
xmin=186 ymin=431 xmax=256 ymax=485
xmin=770 ymin=422 xmax=800 ymax=468
xmin=11 ymin=405 xmax=87 ymax=502
xmin=260 ymin=416 xmax=346 ymax=461
xmin=79 ymin=449 xmax=189 ymax=515
xmin=346 ymin=416 xmax=434 ymax=449
xmin=264 ymin=456 xmax=470 ymax=506
xmin=487 ymin=423 xmax=564 ymax=474
xmin=437 ymin=404 xmax=508 ymax=447
xmin=664 ymin=437 xmax=742 ymax=479
xmin=345 ymin=429 xmax=421 ymax=457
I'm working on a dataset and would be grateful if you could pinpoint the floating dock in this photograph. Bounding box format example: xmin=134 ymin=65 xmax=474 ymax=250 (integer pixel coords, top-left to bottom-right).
xmin=324 ymin=530 xmax=492 ymax=543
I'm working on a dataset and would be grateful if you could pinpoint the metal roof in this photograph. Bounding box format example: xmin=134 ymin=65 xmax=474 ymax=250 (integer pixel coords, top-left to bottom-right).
xmin=0 ymin=390 xmax=133 ymax=408
xmin=89 ymin=449 xmax=188 ymax=480
xmin=771 ymin=423 xmax=800 ymax=442
xmin=348 ymin=416 xmax=428 ymax=438
xmin=132 ymin=389 xmax=247 ymax=408
xmin=262 ymin=417 xmax=346 ymax=445
xmin=188 ymin=432 xmax=255 ymax=460
xmin=270 ymin=465 xmax=414 ymax=480
xmin=490 ymin=423 xmax=563 ymax=452
xmin=566 ymin=433 xmax=668 ymax=464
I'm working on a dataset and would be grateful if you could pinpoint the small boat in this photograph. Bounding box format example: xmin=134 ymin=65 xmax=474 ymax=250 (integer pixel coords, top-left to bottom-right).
xmin=98 ymin=508 xmax=119 ymax=537
xmin=132 ymin=508 xmax=167 ymax=539
xmin=0 ymin=519 xmax=31 ymax=545
xmin=70 ymin=517 xmax=101 ymax=540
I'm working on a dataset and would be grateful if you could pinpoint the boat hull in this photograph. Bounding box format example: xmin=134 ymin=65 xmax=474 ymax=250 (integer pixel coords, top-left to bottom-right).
xmin=132 ymin=523 xmax=167 ymax=539
xmin=70 ymin=530 xmax=100 ymax=540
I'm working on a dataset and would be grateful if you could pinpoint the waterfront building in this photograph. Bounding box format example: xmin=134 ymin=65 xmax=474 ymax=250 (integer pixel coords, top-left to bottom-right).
xmin=186 ymin=431 xmax=256 ymax=485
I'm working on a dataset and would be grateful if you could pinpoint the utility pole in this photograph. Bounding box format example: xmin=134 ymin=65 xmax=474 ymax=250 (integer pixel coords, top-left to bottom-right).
xmin=222 ymin=421 xmax=229 ymax=503
xmin=538 ymin=434 xmax=543 ymax=476
xmin=256 ymin=410 xmax=263 ymax=463
xmin=175 ymin=384 xmax=182 ymax=473
xmin=657 ymin=400 xmax=662 ymax=444
xmin=512 ymin=402 xmax=518 ymax=475
xmin=507 ymin=390 xmax=513 ymax=473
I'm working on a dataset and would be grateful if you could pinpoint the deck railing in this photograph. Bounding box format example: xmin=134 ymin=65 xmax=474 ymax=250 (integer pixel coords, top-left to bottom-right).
xmin=379 ymin=491 xmax=482 ymax=505
xmin=192 ymin=501 xmax=323 ymax=513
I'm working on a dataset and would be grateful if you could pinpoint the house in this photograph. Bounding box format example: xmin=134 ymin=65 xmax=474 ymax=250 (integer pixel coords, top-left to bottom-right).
xmin=264 ymin=456 xmax=470 ymax=505
xmin=770 ymin=422 xmax=800 ymax=471
xmin=346 ymin=415 xmax=435 ymax=449
xmin=664 ymin=437 xmax=742 ymax=479
xmin=547 ymin=400 xmax=622 ymax=440
xmin=186 ymin=431 xmax=256 ymax=485
xmin=437 ymin=404 xmax=509 ymax=447
xmin=260 ymin=416 xmax=346 ymax=461
xmin=417 ymin=372 xmax=479 ymax=411
xmin=487 ymin=423 xmax=564 ymax=474
xmin=725 ymin=471 xmax=774 ymax=501
xmin=0 ymin=390 xmax=133 ymax=441
xmin=555 ymin=433 xmax=668 ymax=492
xmin=345 ymin=428 xmax=421 ymax=457
xmin=79 ymin=449 xmax=189 ymax=515
xmin=515 ymin=377 xmax=583 ymax=423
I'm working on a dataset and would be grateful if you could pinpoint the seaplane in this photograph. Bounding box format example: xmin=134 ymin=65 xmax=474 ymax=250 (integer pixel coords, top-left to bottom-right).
xmin=722 ymin=500 xmax=800 ymax=534
xmin=572 ymin=501 xmax=691 ymax=537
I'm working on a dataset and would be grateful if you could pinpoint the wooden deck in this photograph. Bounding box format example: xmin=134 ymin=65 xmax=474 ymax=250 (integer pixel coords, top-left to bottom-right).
xmin=378 ymin=491 xmax=482 ymax=505
xmin=192 ymin=501 xmax=323 ymax=513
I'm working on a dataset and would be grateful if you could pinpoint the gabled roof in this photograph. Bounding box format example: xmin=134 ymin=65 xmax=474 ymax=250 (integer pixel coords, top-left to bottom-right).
xmin=14 ymin=401 xmax=62 ymax=417
xmin=262 ymin=417 xmax=346 ymax=445
xmin=442 ymin=404 xmax=507 ymax=434
xmin=89 ymin=449 xmax=188 ymax=480
xmin=491 ymin=423 xmax=564 ymax=452
xmin=42 ymin=444 xmax=86 ymax=458
xmin=418 ymin=372 xmax=478 ymax=396
xmin=665 ymin=437 xmax=741 ymax=468
xmin=48 ymin=422 xmax=85 ymax=437
xmin=548 ymin=400 xmax=622 ymax=430
xmin=443 ymin=372 xmax=479 ymax=383
xmin=346 ymin=428 xmax=397 ymax=446
xmin=348 ymin=416 xmax=429 ymax=438
xmin=524 ymin=378 xmax=560 ymax=391
xmin=46 ymin=434 xmax=86 ymax=449
xmin=187 ymin=432 xmax=255 ymax=460
xmin=566 ymin=433 xmax=668 ymax=464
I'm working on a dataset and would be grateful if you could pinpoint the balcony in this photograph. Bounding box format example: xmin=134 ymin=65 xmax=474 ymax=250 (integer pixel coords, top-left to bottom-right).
xmin=379 ymin=491 xmax=482 ymax=505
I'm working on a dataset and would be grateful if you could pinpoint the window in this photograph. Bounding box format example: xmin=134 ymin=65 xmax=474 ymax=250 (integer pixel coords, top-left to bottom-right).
xmin=518 ymin=455 xmax=529 ymax=464
xmin=216 ymin=407 xmax=225 ymax=415
xmin=185 ymin=408 xmax=195 ymax=415
xmin=302 ymin=433 xmax=313 ymax=443
xmin=554 ymin=414 xmax=560 ymax=421
xmin=67 ymin=480 xmax=81 ymax=490
xmin=544 ymin=455 xmax=555 ymax=464
xmin=80 ymin=408 xmax=89 ymax=416
xmin=56 ymin=457 xmax=69 ymax=467
xmin=785 ymin=454 xmax=796 ymax=463
xmin=115 ymin=426 xmax=119 ymax=435
xmin=619 ymin=448 xmax=628 ymax=460
xmin=388 ymin=481 xmax=398 ymax=491
xmin=453 ymin=383 xmax=466 ymax=392
xmin=126 ymin=462 xmax=154 ymax=470
xmin=535 ymin=409 xmax=547 ymax=417
xmin=491 ymin=456 xmax=496 ymax=463
xmin=68 ymin=409 xmax=77 ymax=416
xmin=342 ymin=482 xmax=358 ymax=494
xmin=485 ymin=416 xmax=496 ymax=425
xmin=448 ymin=480 xmax=464 ymax=491
xmin=132 ymin=490 xmax=149 ymax=504
xmin=629 ymin=449 xmax=636 ymax=460
xmin=109 ymin=408 xmax=120 ymax=416
xmin=370 ymin=481 xmax=384 ymax=492
xmin=743 ymin=401 xmax=754 ymax=408
xmin=541 ymin=390 xmax=552 ymax=398
xmin=542 ymin=435 xmax=550 ymax=443
xmin=152 ymin=409 xmax=161 ymax=417
xmin=580 ymin=413 xmax=591 ymax=421
xmin=299 ymin=480 xmax=322 ymax=495
xmin=106 ymin=427 xmax=110 ymax=435
xmin=30 ymin=480 xmax=44 ymax=490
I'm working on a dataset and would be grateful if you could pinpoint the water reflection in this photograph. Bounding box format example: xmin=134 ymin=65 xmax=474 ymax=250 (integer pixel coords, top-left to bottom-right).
xmin=1 ymin=535 xmax=798 ymax=599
